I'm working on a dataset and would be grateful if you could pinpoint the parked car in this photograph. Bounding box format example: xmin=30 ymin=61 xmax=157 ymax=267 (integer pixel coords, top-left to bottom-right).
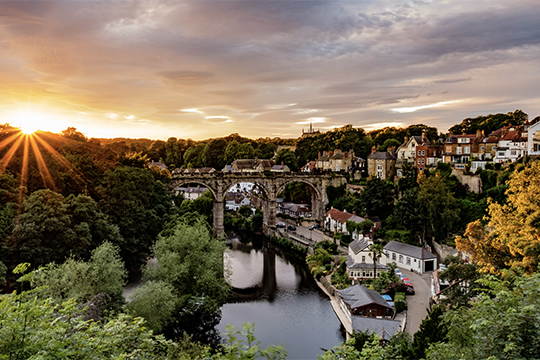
xmin=406 ymin=285 xmax=415 ymax=295
xmin=288 ymin=225 xmax=296 ymax=231
xmin=403 ymin=279 xmax=412 ymax=286
xmin=276 ymin=222 xmax=286 ymax=228
xmin=309 ymin=224 xmax=321 ymax=230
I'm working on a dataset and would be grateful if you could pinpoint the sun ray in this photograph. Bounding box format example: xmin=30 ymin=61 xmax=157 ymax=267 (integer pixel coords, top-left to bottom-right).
xmin=29 ymin=135 xmax=57 ymax=191
xmin=17 ymin=136 xmax=30 ymax=214
xmin=0 ymin=133 xmax=24 ymax=177
xmin=0 ymin=132 xmax=23 ymax=152
xmin=33 ymin=133 xmax=92 ymax=191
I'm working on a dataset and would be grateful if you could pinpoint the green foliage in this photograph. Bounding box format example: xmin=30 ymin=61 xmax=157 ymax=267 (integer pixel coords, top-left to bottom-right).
xmin=315 ymin=240 xmax=339 ymax=255
xmin=279 ymin=182 xmax=311 ymax=204
xmin=0 ymin=288 xmax=176 ymax=359
xmin=164 ymin=137 xmax=182 ymax=167
xmin=448 ymin=109 xmax=527 ymax=135
xmin=97 ymin=166 xmax=173 ymax=269
xmin=216 ymin=323 xmax=288 ymax=360
xmin=359 ymin=178 xmax=395 ymax=220
xmin=127 ymin=280 xmax=178 ymax=333
xmin=295 ymin=125 xmax=373 ymax=165
xmin=202 ymin=139 xmax=227 ymax=169
xmin=274 ymin=148 xmax=298 ymax=171
xmin=378 ymin=138 xmax=401 ymax=152
xmin=417 ymin=174 xmax=460 ymax=242
xmin=412 ymin=305 xmax=447 ymax=359
xmin=428 ymin=274 xmax=540 ymax=360
xmin=33 ymin=242 xmax=127 ymax=307
xmin=144 ymin=217 xmax=230 ymax=314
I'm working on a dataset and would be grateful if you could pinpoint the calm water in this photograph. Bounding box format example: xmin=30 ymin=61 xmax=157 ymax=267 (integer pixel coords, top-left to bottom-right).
xmin=218 ymin=235 xmax=345 ymax=360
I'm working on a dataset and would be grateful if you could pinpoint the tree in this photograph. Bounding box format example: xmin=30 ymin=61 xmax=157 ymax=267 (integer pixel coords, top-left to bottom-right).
xmin=456 ymin=161 xmax=540 ymax=275
xmin=412 ymin=305 xmax=447 ymax=359
xmin=33 ymin=242 xmax=127 ymax=307
xmin=359 ymin=178 xmax=395 ymax=220
xmin=164 ymin=137 xmax=181 ymax=168
xmin=202 ymin=139 xmax=227 ymax=169
xmin=417 ymin=174 xmax=459 ymax=243
xmin=127 ymin=280 xmax=178 ymax=333
xmin=378 ymin=138 xmax=401 ymax=152
xmin=61 ymin=127 xmax=87 ymax=142
xmin=10 ymin=189 xmax=77 ymax=267
xmin=142 ymin=217 xmax=230 ymax=340
xmin=368 ymin=242 xmax=384 ymax=280
xmin=97 ymin=166 xmax=172 ymax=270
xmin=183 ymin=143 xmax=206 ymax=168
xmin=427 ymin=274 xmax=540 ymax=360
xmin=0 ymin=291 xmax=176 ymax=358
xmin=274 ymin=148 xmax=297 ymax=171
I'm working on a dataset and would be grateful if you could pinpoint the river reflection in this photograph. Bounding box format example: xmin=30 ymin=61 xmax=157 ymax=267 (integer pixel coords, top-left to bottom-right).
xmin=219 ymin=235 xmax=345 ymax=359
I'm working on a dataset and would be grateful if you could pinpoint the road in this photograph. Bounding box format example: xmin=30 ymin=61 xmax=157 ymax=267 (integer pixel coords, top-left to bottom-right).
xmin=280 ymin=219 xmax=333 ymax=243
xmin=400 ymin=268 xmax=432 ymax=336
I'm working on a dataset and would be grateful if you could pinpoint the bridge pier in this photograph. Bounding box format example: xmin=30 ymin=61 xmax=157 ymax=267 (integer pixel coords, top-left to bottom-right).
xmin=213 ymin=200 xmax=224 ymax=237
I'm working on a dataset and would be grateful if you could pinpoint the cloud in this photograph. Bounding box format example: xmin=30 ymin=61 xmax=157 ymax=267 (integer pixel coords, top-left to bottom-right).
xmin=391 ymin=100 xmax=465 ymax=113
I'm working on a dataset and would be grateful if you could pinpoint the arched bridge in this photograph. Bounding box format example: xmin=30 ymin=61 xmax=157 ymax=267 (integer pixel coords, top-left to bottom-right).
xmin=170 ymin=172 xmax=347 ymax=236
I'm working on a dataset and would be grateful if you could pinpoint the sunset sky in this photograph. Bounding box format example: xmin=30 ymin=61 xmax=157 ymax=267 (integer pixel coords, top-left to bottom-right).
xmin=1 ymin=0 xmax=539 ymax=141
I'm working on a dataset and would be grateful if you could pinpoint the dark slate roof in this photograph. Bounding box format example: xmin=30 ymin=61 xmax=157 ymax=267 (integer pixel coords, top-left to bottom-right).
xmin=384 ymin=241 xmax=437 ymax=260
xmin=368 ymin=152 xmax=397 ymax=160
xmin=351 ymin=317 xmax=401 ymax=339
xmin=349 ymin=238 xmax=371 ymax=254
xmin=338 ymin=284 xmax=392 ymax=310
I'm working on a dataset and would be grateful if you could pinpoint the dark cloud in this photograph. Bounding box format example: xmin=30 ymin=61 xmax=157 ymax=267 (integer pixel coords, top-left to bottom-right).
xmin=0 ymin=0 xmax=539 ymax=140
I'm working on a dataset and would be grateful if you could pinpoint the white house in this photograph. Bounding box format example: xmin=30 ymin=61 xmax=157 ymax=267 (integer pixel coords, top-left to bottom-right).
xmin=325 ymin=208 xmax=365 ymax=234
xmin=382 ymin=241 xmax=437 ymax=273
xmin=174 ymin=186 xmax=208 ymax=200
xmin=526 ymin=119 xmax=540 ymax=156
xmin=345 ymin=237 xmax=390 ymax=282
xmin=225 ymin=192 xmax=251 ymax=211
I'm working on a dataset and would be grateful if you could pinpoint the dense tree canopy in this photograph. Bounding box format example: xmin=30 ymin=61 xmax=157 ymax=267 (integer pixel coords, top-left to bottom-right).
xmin=448 ymin=109 xmax=528 ymax=135
xmin=456 ymin=160 xmax=540 ymax=274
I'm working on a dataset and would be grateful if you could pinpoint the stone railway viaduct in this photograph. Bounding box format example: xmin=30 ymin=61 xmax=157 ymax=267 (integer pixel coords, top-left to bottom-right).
xmin=170 ymin=172 xmax=347 ymax=236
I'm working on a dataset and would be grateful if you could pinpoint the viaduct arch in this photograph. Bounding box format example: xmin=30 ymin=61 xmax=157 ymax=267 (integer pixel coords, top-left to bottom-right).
xmin=170 ymin=172 xmax=347 ymax=236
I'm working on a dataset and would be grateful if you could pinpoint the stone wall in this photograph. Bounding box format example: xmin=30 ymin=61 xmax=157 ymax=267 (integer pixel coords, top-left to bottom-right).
xmin=451 ymin=170 xmax=482 ymax=193
xmin=432 ymin=240 xmax=459 ymax=263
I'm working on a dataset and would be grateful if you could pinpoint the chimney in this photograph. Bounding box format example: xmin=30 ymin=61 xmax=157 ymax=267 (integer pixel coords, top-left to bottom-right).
xmin=476 ymin=129 xmax=482 ymax=138
xmin=318 ymin=151 xmax=321 ymax=159
xmin=404 ymin=136 xmax=408 ymax=144
xmin=281 ymin=161 xmax=284 ymax=165
xmin=422 ymin=131 xmax=427 ymax=144
xmin=371 ymin=145 xmax=377 ymax=154
xmin=344 ymin=152 xmax=348 ymax=158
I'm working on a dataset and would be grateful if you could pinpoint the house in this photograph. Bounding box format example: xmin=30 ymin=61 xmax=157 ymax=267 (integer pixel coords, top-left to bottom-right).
xmin=494 ymin=125 xmax=528 ymax=163
xmin=325 ymin=208 xmax=364 ymax=234
xmin=301 ymin=161 xmax=316 ymax=172
xmin=175 ymin=186 xmax=208 ymax=200
xmin=382 ymin=241 xmax=437 ymax=273
xmin=225 ymin=192 xmax=251 ymax=211
xmin=526 ymin=117 xmax=540 ymax=156
xmin=443 ymin=131 xmax=484 ymax=170
xmin=230 ymin=159 xmax=275 ymax=173
xmin=415 ymin=143 xmax=443 ymax=172
xmin=270 ymin=164 xmax=290 ymax=172
xmin=337 ymin=284 xmax=395 ymax=319
xmin=328 ymin=149 xmax=355 ymax=172
xmin=148 ymin=160 xmax=167 ymax=170
xmin=367 ymin=149 xmax=396 ymax=180
xmin=345 ymin=237 xmax=390 ymax=282
xmin=277 ymin=202 xmax=310 ymax=217
xmin=396 ymin=135 xmax=430 ymax=177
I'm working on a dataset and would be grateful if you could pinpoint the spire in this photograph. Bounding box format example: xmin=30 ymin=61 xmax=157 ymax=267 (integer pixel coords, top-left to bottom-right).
xmin=310 ymin=122 xmax=313 ymax=133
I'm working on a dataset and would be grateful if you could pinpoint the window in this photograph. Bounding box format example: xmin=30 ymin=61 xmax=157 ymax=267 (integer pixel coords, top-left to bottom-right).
xmin=481 ymin=146 xmax=485 ymax=151
xmin=377 ymin=164 xmax=383 ymax=170
xmin=421 ymin=150 xmax=425 ymax=156
xmin=464 ymin=146 xmax=470 ymax=154
xmin=498 ymin=152 xmax=505 ymax=156
xmin=511 ymin=150 xmax=517 ymax=156
xmin=456 ymin=146 xmax=462 ymax=154
xmin=392 ymin=253 xmax=396 ymax=260
xmin=418 ymin=150 xmax=421 ymax=156
xmin=399 ymin=255 xmax=403 ymax=263
xmin=362 ymin=256 xmax=366 ymax=262
xmin=406 ymin=257 xmax=411 ymax=265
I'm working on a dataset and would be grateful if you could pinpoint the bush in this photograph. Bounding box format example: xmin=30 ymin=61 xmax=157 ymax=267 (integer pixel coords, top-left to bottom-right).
xmin=315 ymin=240 xmax=338 ymax=255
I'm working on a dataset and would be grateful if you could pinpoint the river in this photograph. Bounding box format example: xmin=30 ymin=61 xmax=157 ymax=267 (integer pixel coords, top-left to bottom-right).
xmin=218 ymin=234 xmax=345 ymax=359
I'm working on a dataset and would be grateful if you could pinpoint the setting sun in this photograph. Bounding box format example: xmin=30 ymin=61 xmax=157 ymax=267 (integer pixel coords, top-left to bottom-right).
xmin=6 ymin=107 xmax=69 ymax=135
